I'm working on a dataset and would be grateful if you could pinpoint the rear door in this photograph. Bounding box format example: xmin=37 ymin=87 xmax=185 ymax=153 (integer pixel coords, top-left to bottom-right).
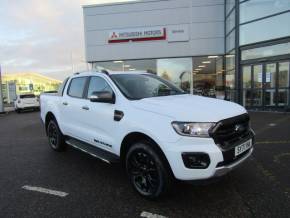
xmin=61 ymin=76 xmax=89 ymax=140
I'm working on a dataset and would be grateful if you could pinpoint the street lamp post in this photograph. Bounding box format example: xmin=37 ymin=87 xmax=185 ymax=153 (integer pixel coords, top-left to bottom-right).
xmin=0 ymin=65 xmax=4 ymax=113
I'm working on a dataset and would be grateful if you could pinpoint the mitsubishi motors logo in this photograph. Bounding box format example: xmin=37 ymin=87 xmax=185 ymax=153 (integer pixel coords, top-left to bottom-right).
xmin=110 ymin=32 xmax=118 ymax=39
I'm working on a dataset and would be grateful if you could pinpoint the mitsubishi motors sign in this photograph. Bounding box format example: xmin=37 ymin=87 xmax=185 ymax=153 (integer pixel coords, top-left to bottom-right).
xmin=108 ymin=27 xmax=166 ymax=43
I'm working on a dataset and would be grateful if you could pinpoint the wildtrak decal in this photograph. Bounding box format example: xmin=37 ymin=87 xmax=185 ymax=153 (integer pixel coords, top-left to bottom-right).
xmin=94 ymin=139 xmax=112 ymax=148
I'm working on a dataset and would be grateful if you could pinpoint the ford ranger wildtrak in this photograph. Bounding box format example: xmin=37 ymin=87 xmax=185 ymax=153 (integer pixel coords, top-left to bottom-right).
xmin=40 ymin=71 xmax=254 ymax=199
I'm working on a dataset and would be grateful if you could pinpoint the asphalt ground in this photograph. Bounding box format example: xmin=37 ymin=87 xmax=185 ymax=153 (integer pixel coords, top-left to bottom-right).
xmin=0 ymin=111 xmax=289 ymax=218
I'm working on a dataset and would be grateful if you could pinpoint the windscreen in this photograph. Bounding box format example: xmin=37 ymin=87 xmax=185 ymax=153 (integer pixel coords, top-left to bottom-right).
xmin=110 ymin=74 xmax=185 ymax=100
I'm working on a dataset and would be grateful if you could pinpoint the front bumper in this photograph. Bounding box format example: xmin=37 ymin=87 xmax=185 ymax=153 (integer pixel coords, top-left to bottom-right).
xmin=213 ymin=147 xmax=253 ymax=177
xmin=161 ymin=135 xmax=254 ymax=181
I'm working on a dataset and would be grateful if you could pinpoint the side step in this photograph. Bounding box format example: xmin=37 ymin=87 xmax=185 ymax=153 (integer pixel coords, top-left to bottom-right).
xmin=65 ymin=137 xmax=119 ymax=164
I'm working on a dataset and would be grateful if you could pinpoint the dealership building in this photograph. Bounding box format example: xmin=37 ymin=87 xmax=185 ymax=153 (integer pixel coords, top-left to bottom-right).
xmin=83 ymin=0 xmax=290 ymax=110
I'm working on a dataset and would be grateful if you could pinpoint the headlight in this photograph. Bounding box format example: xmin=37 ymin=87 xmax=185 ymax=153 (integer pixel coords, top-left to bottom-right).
xmin=172 ymin=122 xmax=215 ymax=137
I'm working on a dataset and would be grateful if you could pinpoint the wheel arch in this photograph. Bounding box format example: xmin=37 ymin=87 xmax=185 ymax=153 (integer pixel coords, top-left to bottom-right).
xmin=45 ymin=112 xmax=57 ymax=134
xmin=120 ymin=132 xmax=173 ymax=175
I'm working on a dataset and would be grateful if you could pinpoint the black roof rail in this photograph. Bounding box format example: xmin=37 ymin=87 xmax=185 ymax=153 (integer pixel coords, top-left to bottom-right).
xmin=74 ymin=71 xmax=90 ymax=75
xmin=101 ymin=70 xmax=110 ymax=75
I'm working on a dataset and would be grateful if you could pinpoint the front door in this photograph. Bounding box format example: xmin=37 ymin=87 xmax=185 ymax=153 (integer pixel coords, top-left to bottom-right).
xmin=242 ymin=61 xmax=290 ymax=109
xmin=81 ymin=76 xmax=117 ymax=152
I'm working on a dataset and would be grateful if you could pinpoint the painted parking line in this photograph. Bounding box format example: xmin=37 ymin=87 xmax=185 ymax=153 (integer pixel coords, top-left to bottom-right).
xmin=22 ymin=185 xmax=69 ymax=198
xmin=140 ymin=211 xmax=168 ymax=218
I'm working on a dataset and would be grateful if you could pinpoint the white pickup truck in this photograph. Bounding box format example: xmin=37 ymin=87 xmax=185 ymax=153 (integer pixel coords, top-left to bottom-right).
xmin=40 ymin=71 xmax=254 ymax=198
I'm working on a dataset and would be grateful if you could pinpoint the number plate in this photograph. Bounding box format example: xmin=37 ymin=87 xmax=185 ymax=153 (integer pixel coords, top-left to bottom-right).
xmin=235 ymin=139 xmax=252 ymax=157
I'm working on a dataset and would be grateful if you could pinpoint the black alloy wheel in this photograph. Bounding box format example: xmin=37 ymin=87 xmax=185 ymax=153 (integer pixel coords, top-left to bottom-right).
xmin=48 ymin=122 xmax=58 ymax=149
xmin=47 ymin=120 xmax=66 ymax=151
xmin=128 ymin=150 xmax=159 ymax=195
xmin=126 ymin=142 xmax=172 ymax=199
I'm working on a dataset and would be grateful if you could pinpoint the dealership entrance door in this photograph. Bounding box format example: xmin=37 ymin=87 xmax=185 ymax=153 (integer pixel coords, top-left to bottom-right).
xmin=242 ymin=61 xmax=290 ymax=109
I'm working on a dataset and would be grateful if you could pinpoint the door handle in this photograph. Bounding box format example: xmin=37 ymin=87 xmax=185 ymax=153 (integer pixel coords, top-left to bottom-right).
xmin=63 ymin=102 xmax=68 ymax=106
xmin=82 ymin=106 xmax=89 ymax=110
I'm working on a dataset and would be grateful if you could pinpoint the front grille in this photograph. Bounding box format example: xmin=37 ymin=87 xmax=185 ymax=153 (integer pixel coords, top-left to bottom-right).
xmin=209 ymin=113 xmax=252 ymax=150
xmin=216 ymin=148 xmax=251 ymax=167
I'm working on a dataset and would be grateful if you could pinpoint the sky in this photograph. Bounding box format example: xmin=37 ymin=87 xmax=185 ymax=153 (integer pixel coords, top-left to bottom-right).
xmin=0 ymin=0 xmax=137 ymax=80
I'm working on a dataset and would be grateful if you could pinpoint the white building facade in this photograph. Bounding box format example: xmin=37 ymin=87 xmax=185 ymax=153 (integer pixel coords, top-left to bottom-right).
xmin=83 ymin=0 xmax=290 ymax=111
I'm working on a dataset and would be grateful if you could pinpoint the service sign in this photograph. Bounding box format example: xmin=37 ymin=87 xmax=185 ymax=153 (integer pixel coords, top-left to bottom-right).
xmin=167 ymin=24 xmax=189 ymax=42
xmin=108 ymin=27 xmax=166 ymax=43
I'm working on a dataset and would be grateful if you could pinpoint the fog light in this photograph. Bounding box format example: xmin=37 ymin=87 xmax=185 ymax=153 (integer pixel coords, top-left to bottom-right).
xmin=182 ymin=153 xmax=210 ymax=169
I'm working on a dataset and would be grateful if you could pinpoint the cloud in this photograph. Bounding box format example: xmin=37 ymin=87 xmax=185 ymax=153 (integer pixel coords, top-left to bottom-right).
xmin=0 ymin=0 xmax=139 ymax=80
xmin=0 ymin=0 xmax=86 ymax=80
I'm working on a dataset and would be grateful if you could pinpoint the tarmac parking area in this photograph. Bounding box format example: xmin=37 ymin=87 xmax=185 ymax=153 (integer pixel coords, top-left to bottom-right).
xmin=0 ymin=111 xmax=289 ymax=218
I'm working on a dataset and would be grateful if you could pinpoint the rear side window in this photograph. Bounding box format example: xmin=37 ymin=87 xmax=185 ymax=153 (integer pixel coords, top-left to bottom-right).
xmin=87 ymin=77 xmax=114 ymax=98
xmin=68 ymin=77 xmax=87 ymax=98
xmin=20 ymin=94 xmax=35 ymax=99
xmin=58 ymin=77 xmax=69 ymax=96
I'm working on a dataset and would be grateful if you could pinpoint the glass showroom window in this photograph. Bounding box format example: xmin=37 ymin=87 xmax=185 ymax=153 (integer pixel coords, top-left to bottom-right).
xmin=253 ymin=65 xmax=263 ymax=89
xmin=225 ymin=0 xmax=236 ymax=103
xmin=242 ymin=66 xmax=251 ymax=107
xmin=225 ymin=70 xmax=235 ymax=89
xmin=277 ymin=62 xmax=290 ymax=106
xmin=277 ymin=90 xmax=289 ymax=106
xmin=192 ymin=56 xmax=224 ymax=99
xmin=279 ymin=62 xmax=289 ymax=88
xmin=240 ymin=12 xmax=290 ymax=45
xmin=241 ymin=42 xmax=290 ymax=61
xmin=93 ymin=59 xmax=157 ymax=73
xmin=226 ymin=0 xmax=235 ymax=16
xmin=226 ymin=31 xmax=236 ymax=53
xmin=225 ymin=69 xmax=236 ymax=102
xmin=157 ymin=58 xmax=192 ymax=93
xmin=225 ymin=0 xmax=236 ymax=53
xmin=240 ymin=0 xmax=290 ymax=23
xmin=226 ymin=10 xmax=235 ymax=35
xmin=225 ymin=51 xmax=236 ymax=101
xmin=264 ymin=63 xmax=276 ymax=107
xmin=94 ymin=58 xmax=192 ymax=92
xmin=226 ymin=51 xmax=235 ymax=72
xmin=215 ymin=57 xmax=225 ymax=99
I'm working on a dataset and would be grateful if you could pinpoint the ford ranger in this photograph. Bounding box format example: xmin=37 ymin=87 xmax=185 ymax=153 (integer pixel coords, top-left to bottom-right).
xmin=40 ymin=71 xmax=254 ymax=199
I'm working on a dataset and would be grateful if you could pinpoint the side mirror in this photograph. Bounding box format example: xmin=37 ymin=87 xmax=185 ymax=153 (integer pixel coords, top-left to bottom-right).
xmin=89 ymin=91 xmax=115 ymax=104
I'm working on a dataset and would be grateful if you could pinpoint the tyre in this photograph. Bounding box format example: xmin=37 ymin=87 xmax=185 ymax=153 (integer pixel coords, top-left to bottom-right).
xmin=126 ymin=141 xmax=172 ymax=199
xmin=47 ymin=119 xmax=66 ymax=151
xmin=15 ymin=109 xmax=21 ymax=113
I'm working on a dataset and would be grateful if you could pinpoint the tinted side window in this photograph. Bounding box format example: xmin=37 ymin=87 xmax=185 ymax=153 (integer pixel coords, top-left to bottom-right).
xmin=58 ymin=77 xmax=69 ymax=96
xmin=87 ymin=77 xmax=113 ymax=98
xmin=68 ymin=77 xmax=87 ymax=98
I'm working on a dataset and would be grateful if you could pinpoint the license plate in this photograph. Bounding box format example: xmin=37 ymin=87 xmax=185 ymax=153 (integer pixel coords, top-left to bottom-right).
xmin=235 ymin=139 xmax=252 ymax=157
